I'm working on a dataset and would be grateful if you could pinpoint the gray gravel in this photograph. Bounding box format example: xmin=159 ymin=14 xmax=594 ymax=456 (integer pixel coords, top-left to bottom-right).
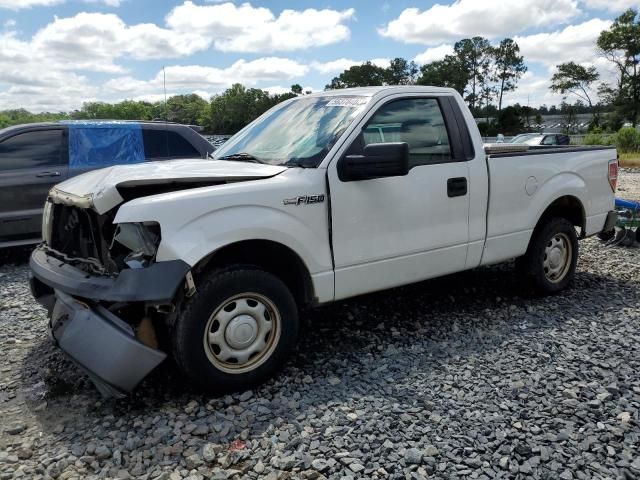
xmin=1 ymin=189 xmax=640 ymax=479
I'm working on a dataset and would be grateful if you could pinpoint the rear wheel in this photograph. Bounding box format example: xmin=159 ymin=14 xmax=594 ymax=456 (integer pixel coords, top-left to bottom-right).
xmin=517 ymin=217 xmax=578 ymax=294
xmin=172 ymin=266 xmax=299 ymax=393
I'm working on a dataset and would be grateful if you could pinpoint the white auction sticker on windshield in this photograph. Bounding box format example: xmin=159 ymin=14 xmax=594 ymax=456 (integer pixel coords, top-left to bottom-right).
xmin=326 ymin=97 xmax=368 ymax=107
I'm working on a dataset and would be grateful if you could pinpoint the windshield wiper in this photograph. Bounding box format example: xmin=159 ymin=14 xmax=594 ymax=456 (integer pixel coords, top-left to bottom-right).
xmin=217 ymin=152 xmax=266 ymax=164
xmin=285 ymin=158 xmax=315 ymax=168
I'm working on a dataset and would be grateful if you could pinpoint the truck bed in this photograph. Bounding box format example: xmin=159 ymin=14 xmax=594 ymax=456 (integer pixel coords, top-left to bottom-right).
xmin=480 ymin=145 xmax=617 ymax=265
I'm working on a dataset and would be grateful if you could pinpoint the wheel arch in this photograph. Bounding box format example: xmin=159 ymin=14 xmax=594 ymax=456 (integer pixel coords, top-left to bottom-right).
xmin=535 ymin=195 xmax=586 ymax=237
xmin=191 ymin=239 xmax=316 ymax=307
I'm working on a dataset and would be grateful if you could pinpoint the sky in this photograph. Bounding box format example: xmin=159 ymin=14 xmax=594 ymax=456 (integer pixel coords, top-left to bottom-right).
xmin=0 ymin=0 xmax=636 ymax=112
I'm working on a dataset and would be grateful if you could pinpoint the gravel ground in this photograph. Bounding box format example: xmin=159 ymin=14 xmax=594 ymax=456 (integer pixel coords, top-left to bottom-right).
xmin=1 ymin=173 xmax=639 ymax=480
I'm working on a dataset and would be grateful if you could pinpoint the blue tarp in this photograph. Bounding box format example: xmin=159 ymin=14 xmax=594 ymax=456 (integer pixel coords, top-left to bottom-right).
xmin=616 ymin=198 xmax=640 ymax=210
xmin=66 ymin=121 xmax=145 ymax=169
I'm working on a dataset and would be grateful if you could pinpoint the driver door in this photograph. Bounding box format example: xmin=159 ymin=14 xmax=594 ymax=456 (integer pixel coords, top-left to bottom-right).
xmin=327 ymin=95 xmax=472 ymax=300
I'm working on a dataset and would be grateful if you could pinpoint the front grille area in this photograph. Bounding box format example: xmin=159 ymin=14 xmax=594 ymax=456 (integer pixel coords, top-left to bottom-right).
xmin=48 ymin=203 xmax=118 ymax=275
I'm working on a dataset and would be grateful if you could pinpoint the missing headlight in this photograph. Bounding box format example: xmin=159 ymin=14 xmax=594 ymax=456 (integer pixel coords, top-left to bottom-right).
xmin=111 ymin=222 xmax=160 ymax=269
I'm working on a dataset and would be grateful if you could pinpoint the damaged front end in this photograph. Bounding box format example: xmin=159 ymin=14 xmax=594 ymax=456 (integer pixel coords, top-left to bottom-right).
xmin=31 ymin=195 xmax=189 ymax=398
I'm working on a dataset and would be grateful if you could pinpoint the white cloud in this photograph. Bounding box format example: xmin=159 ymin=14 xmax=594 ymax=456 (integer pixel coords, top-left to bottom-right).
xmin=0 ymin=0 xmax=62 ymax=9
xmin=311 ymin=57 xmax=390 ymax=75
xmin=379 ymin=0 xmax=580 ymax=44
xmin=262 ymin=85 xmax=293 ymax=95
xmin=0 ymin=71 xmax=98 ymax=111
xmin=311 ymin=58 xmax=360 ymax=74
xmin=514 ymin=18 xmax=612 ymax=67
xmin=166 ymin=1 xmax=355 ymax=53
xmin=581 ymin=0 xmax=640 ymax=12
xmin=0 ymin=54 xmax=309 ymax=111
xmin=0 ymin=2 xmax=356 ymax=111
xmin=414 ymin=44 xmax=454 ymax=64
xmin=370 ymin=58 xmax=391 ymax=68
xmin=83 ymin=0 xmax=122 ymax=6
xmin=102 ymin=58 xmax=309 ymax=98
xmin=31 ymin=12 xmax=209 ymax=69
xmin=501 ymin=70 xmax=563 ymax=108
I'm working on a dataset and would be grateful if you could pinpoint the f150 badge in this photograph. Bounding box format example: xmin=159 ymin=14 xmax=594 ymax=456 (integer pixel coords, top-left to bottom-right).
xmin=283 ymin=195 xmax=325 ymax=206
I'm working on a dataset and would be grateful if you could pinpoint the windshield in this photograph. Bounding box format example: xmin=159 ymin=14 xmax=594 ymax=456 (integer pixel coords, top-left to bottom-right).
xmin=213 ymin=95 xmax=369 ymax=168
xmin=523 ymin=136 xmax=544 ymax=145
xmin=510 ymin=134 xmax=536 ymax=144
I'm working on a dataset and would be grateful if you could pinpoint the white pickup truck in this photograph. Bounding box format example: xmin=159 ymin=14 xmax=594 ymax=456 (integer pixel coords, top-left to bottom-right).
xmin=30 ymin=86 xmax=618 ymax=397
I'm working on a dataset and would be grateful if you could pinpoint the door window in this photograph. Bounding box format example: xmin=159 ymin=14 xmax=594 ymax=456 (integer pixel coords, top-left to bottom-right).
xmin=363 ymin=98 xmax=451 ymax=166
xmin=142 ymin=129 xmax=169 ymax=159
xmin=542 ymin=135 xmax=557 ymax=145
xmin=0 ymin=129 xmax=63 ymax=171
xmin=142 ymin=129 xmax=201 ymax=159
xmin=167 ymin=131 xmax=200 ymax=158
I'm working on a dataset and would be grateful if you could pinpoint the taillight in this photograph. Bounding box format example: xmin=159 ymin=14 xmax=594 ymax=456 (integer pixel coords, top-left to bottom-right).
xmin=608 ymin=159 xmax=618 ymax=192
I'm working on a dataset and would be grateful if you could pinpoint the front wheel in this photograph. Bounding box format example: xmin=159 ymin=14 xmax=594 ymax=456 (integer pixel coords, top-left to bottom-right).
xmin=172 ymin=266 xmax=299 ymax=393
xmin=517 ymin=217 xmax=579 ymax=294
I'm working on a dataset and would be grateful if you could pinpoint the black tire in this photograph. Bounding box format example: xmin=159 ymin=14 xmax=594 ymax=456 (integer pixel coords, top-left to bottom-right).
xmin=172 ymin=266 xmax=299 ymax=393
xmin=517 ymin=217 xmax=579 ymax=294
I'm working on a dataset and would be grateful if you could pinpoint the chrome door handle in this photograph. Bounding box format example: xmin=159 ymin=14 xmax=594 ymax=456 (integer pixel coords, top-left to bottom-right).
xmin=36 ymin=171 xmax=61 ymax=178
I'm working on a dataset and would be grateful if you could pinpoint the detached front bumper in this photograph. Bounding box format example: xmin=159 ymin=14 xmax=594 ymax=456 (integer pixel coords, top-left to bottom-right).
xmin=29 ymin=246 xmax=189 ymax=397
xmin=49 ymin=291 xmax=167 ymax=397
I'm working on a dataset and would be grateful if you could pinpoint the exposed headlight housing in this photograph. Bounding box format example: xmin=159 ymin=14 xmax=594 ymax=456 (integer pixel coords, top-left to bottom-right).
xmin=112 ymin=222 xmax=160 ymax=269
xmin=42 ymin=199 xmax=54 ymax=245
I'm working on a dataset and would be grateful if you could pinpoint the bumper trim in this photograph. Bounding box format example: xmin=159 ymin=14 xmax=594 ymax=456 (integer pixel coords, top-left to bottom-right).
xmin=30 ymin=246 xmax=190 ymax=303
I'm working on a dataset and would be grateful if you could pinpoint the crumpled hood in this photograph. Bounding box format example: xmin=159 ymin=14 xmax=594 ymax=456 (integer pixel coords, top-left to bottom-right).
xmin=50 ymin=158 xmax=287 ymax=214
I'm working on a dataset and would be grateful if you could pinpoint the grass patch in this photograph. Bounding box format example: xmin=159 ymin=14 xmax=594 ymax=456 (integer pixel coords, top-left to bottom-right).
xmin=619 ymin=153 xmax=640 ymax=168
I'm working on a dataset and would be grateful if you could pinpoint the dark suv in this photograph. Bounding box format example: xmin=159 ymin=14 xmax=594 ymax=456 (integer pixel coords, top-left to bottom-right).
xmin=0 ymin=121 xmax=214 ymax=247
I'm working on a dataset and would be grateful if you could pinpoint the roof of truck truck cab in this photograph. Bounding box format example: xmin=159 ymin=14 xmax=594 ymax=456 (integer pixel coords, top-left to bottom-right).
xmin=0 ymin=120 xmax=204 ymax=138
xmin=305 ymin=85 xmax=458 ymax=98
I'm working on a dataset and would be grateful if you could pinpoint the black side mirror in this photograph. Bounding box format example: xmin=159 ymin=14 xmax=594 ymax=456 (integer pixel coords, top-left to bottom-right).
xmin=340 ymin=142 xmax=409 ymax=181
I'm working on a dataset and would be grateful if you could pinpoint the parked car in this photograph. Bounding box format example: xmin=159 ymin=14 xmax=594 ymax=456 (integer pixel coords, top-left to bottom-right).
xmin=0 ymin=121 xmax=214 ymax=247
xmin=30 ymin=86 xmax=617 ymax=397
xmin=510 ymin=133 xmax=571 ymax=146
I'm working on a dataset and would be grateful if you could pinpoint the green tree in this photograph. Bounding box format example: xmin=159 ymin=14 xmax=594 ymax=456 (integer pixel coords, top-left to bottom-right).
xmin=493 ymin=38 xmax=527 ymax=112
xmin=291 ymin=84 xmax=303 ymax=94
xmin=206 ymin=84 xmax=295 ymax=134
xmin=0 ymin=108 xmax=70 ymax=127
xmin=615 ymin=126 xmax=640 ymax=152
xmin=75 ymin=100 xmax=153 ymax=120
xmin=386 ymin=57 xmax=419 ymax=85
xmin=454 ymin=37 xmax=493 ymax=112
xmin=0 ymin=113 xmax=12 ymax=129
xmin=497 ymin=104 xmax=524 ymax=134
xmin=560 ymin=100 xmax=577 ymax=133
xmin=550 ymin=62 xmax=599 ymax=109
xmin=597 ymin=9 xmax=640 ymax=125
xmin=416 ymin=56 xmax=470 ymax=95
xmin=165 ymin=94 xmax=210 ymax=125
xmin=521 ymin=105 xmax=533 ymax=128
xmin=479 ymin=85 xmax=497 ymax=123
xmin=325 ymin=61 xmax=388 ymax=89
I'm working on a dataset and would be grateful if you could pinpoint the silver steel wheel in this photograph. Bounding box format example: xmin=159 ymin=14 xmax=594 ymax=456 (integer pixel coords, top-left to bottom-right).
xmin=203 ymin=293 xmax=281 ymax=374
xmin=543 ymin=232 xmax=572 ymax=283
